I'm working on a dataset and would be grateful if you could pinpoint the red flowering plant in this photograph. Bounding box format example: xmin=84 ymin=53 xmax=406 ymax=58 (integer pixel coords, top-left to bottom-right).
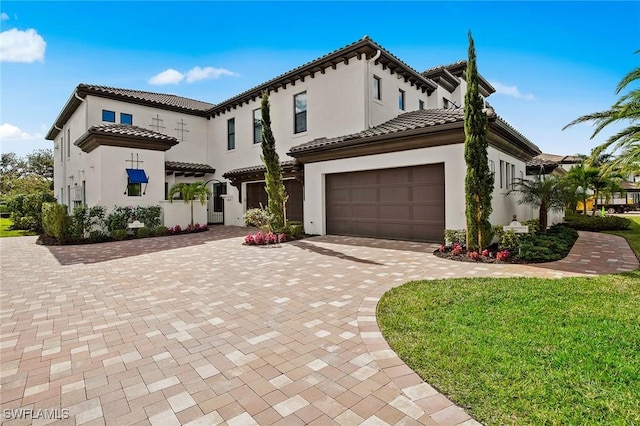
xmin=244 ymin=234 xmax=255 ymax=245
xmin=438 ymin=244 xmax=447 ymax=253
xmin=467 ymin=251 xmax=480 ymax=260
xmin=496 ymin=250 xmax=511 ymax=261
xmin=481 ymin=249 xmax=489 ymax=257
xmin=452 ymin=243 xmax=463 ymax=255
xmin=278 ymin=233 xmax=287 ymax=243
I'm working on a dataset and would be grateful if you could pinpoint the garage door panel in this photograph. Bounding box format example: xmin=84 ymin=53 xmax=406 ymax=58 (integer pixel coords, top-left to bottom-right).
xmin=412 ymin=184 xmax=444 ymax=199
xmin=350 ymin=171 xmax=377 ymax=186
xmin=380 ymin=205 xmax=410 ymax=221
xmin=352 ymin=222 xmax=379 ymax=236
xmin=379 ymin=224 xmax=411 ymax=240
xmin=352 ymin=188 xmax=378 ymax=202
xmin=328 ymin=188 xmax=350 ymax=203
xmin=413 ymin=205 xmax=445 ymax=221
xmin=379 ymin=186 xmax=410 ymax=202
xmin=412 ymin=165 xmax=445 ymax=182
xmin=326 ymin=164 xmax=445 ymax=242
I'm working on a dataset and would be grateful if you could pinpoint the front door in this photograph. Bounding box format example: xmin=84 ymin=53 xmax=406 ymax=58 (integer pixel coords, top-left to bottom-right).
xmin=208 ymin=182 xmax=226 ymax=224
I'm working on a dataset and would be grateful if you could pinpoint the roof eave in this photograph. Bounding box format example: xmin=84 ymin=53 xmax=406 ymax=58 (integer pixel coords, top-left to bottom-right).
xmin=45 ymin=87 xmax=85 ymax=140
xmin=208 ymin=38 xmax=438 ymax=117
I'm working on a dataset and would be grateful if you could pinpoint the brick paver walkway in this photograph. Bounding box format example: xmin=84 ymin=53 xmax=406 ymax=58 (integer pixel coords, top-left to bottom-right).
xmin=1 ymin=228 xmax=637 ymax=425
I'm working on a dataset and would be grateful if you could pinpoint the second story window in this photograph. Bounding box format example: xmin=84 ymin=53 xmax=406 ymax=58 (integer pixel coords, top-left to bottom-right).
xmin=102 ymin=110 xmax=115 ymax=122
xmin=419 ymin=100 xmax=425 ymax=110
xmin=373 ymin=76 xmax=381 ymax=100
xmin=253 ymin=109 xmax=262 ymax=144
xmin=398 ymin=89 xmax=405 ymax=111
xmin=227 ymin=118 xmax=235 ymax=150
xmin=67 ymin=129 xmax=70 ymax=157
xmin=120 ymin=113 xmax=133 ymax=125
xmin=294 ymin=92 xmax=307 ymax=134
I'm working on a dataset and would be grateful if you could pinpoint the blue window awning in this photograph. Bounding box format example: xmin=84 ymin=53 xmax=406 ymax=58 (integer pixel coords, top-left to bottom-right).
xmin=126 ymin=169 xmax=149 ymax=184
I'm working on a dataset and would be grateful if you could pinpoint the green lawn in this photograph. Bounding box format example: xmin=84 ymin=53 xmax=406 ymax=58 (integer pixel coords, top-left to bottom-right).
xmin=377 ymin=216 xmax=640 ymax=425
xmin=0 ymin=217 xmax=38 ymax=237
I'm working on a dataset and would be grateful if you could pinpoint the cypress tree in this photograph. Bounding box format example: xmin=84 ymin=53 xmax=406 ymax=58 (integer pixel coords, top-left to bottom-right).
xmin=464 ymin=31 xmax=493 ymax=250
xmin=260 ymin=91 xmax=288 ymax=230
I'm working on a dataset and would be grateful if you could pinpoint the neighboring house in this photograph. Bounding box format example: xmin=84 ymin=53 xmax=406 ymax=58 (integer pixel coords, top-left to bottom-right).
xmin=46 ymin=36 xmax=542 ymax=241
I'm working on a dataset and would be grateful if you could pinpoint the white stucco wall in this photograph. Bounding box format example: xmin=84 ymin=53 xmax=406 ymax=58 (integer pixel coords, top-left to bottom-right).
xmin=160 ymin=200 xmax=207 ymax=229
xmin=90 ymin=146 xmax=165 ymax=209
xmin=487 ymin=146 xmax=534 ymax=226
xmin=84 ymin=96 xmax=210 ymax=163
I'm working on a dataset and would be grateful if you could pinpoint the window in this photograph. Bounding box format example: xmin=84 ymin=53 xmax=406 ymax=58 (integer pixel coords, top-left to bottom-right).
xmin=419 ymin=100 xmax=424 ymax=110
xmin=127 ymin=183 xmax=141 ymax=197
xmin=398 ymin=89 xmax=405 ymax=110
xmin=294 ymin=92 xmax=307 ymax=133
xmin=499 ymin=160 xmax=504 ymax=189
xmin=511 ymin=164 xmax=516 ymax=189
xmin=373 ymin=76 xmax=381 ymax=100
xmin=505 ymin=162 xmax=512 ymax=190
xmin=60 ymin=136 xmax=64 ymax=161
xmin=120 ymin=113 xmax=133 ymax=125
xmin=67 ymin=129 xmax=70 ymax=157
xmin=253 ymin=109 xmax=262 ymax=144
xmin=227 ymin=118 xmax=235 ymax=150
xmin=102 ymin=110 xmax=116 ymax=122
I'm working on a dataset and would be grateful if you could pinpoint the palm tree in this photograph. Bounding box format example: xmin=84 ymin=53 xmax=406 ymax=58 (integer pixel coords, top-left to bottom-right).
xmin=563 ymin=163 xmax=600 ymax=215
xmin=168 ymin=182 xmax=211 ymax=227
xmin=563 ymin=51 xmax=640 ymax=172
xmin=509 ymin=174 xmax=566 ymax=231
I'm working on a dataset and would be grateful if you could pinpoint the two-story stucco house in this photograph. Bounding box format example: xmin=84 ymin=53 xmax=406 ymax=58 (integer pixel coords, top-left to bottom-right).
xmin=46 ymin=36 xmax=542 ymax=242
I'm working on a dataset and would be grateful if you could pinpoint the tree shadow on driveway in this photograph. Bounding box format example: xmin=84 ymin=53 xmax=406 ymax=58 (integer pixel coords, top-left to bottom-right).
xmin=45 ymin=226 xmax=249 ymax=265
xmin=289 ymin=239 xmax=384 ymax=265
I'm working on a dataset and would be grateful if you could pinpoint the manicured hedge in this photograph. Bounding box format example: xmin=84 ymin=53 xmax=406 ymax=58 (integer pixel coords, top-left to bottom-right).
xmin=564 ymin=215 xmax=631 ymax=231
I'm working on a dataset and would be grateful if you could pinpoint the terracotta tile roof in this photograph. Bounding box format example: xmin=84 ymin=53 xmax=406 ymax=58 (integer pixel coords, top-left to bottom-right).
xmin=165 ymin=161 xmax=215 ymax=173
xmin=78 ymin=84 xmax=215 ymax=112
xmin=533 ymin=153 xmax=583 ymax=164
xmin=223 ymin=160 xmax=297 ymax=178
xmin=85 ymin=124 xmax=179 ymax=141
xmin=74 ymin=124 xmax=179 ymax=153
xmin=289 ymin=108 xmax=465 ymax=153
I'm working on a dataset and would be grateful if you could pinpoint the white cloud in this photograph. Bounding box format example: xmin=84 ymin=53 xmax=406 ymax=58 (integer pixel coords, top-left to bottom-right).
xmin=490 ymin=81 xmax=535 ymax=100
xmin=0 ymin=28 xmax=46 ymax=63
xmin=0 ymin=12 xmax=9 ymax=21
xmin=185 ymin=66 xmax=238 ymax=83
xmin=148 ymin=68 xmax=184 ymax=85
xmin=0 ymin=123 xmax=41 ymax=140
xmin=149 ymin=66 xmax=238 ymax=85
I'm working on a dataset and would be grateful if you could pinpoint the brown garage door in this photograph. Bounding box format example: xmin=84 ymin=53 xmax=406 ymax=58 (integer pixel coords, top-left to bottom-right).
xmin=246 ymin=179 xmax=304 ymax=222
xmin=326 ymin=164 xmax=445 ymax=242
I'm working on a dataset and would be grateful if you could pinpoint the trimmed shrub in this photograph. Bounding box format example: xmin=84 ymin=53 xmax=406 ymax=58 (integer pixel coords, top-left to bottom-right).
xmin=284 ymin=221 xmax=304 ymax=239
xmin=444 ymin=229 xmax=466 ymax=245
xmin=42 ymin=202 xmax=72 ymax=243
xmin=152 ymin=226 xmax=169 ymax=236
xmin=523 ymin=218 xmax=540 ymax=235
xmin=88 ymin=230 xmax=109 ymax=243
xmin=136 ymin=227 xmax=152 ymax=239
xmin=563 ymin=214 xmax=631 ymax=231
xmin=499 ymin=229 xmax=521 ymax=251
xmin=244 ymin=208 xmax=272 ymax=228
xmin=111 ymin=229 xmax=128 ymax=241
xmin=7 ymin=192 xmax=56 ymax=231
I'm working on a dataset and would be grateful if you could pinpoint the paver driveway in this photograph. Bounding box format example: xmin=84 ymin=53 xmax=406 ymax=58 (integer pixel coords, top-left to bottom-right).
xmin=1 ymin=227 xmax=637 ymax=425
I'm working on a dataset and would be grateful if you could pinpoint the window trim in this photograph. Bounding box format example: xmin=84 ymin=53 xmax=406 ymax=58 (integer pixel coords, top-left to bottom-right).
xmin=373 ymin=75 xmax=382 ymax=101
xmin=227 ymin=118 xmax=236 ymax=150
xmin=398 ymin=89 xmax=406 ymax=111
xmin=120 ymin=113 xmax=133 ymax=125
xmin=294 ymin=91 xmax=307 ymax=134
xmin=102 ymin=110 xmax=116 ymax=122
xmin=253 ymin=108 xmax=262 ymax=144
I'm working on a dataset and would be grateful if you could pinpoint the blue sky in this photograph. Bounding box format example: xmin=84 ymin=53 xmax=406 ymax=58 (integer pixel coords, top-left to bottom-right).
xmin=1 ymin=1 xmax=638 ymax=158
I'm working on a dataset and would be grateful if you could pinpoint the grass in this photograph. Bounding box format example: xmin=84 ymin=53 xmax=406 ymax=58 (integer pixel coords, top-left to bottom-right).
xmin=377 ymin=216 xmax=640 ymax=425
xmin=0 ymin=217 xmax=38 ymax=237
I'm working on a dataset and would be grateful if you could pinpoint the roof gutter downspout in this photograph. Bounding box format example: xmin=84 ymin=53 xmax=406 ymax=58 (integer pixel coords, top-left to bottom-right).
xmin=366 ymin=49 xmax=382 ymax=129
